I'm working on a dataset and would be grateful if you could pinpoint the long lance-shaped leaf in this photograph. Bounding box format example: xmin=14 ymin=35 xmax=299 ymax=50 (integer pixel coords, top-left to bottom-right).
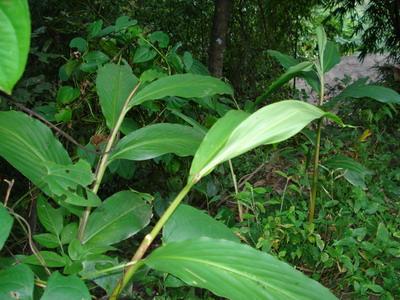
xmin=109 ymin=123 xmax=204 ymax=162
xmin=96 ymin=63 xmax=138 ymax=129
xmin=0 ymin=0 xmax=31 ymax=94
xmin=82 ymin=191 xmax=152 ymax=247
xmin=255 ymin=62 xmax=313 ymax=105
xmin=129 ymin=74 xmax=233 ymax=107
xmin=334 ymin=81 xmax=400 ymax=104
xmin=189 ymin=100 xmax=341 ymax=182
xmin=146 ymin=238 xmax=337 ymax=300
xmin=0 ymin=111 xmax=94 ymax=200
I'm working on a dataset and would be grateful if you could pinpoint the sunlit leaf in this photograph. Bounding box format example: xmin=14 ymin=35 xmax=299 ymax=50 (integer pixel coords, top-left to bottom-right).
xmin=109 ymin=123 xmax=204 ymax=162
xmin=146 ymin=238 xmax=337 ymax=300
xmin=190 ymin=101 xmax=340 ymax=182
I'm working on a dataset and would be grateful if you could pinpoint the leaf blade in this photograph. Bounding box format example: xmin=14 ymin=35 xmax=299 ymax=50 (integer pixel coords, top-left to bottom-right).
xmin=146 ymin=238 xmax=337 ymax=300
xmin=130 ymin=74 xmax=233 ymax=107
xmin=0 ymin=0 xmax=31 ymax=94
xmin=110 ymin=123 xmax=204 ymax=162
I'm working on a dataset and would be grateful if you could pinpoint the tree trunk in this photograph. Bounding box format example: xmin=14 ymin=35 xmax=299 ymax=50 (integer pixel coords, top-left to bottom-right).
xmin=208 ymin=0 xmax=232 ymax=77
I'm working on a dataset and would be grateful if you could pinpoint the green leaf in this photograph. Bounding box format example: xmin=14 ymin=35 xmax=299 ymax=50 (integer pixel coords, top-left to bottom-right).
xmin=44 ymin=160 xmax=94 ymax=196
xmin=0 ymin=0 xmax=31 ymax=94
xmin=323 ymin=41 xmax=340 ymax=73
xmin=188 ymin=110 xmax=249 ymax=182
xmin=0 ymin=111 xmax=88 ymax=197
xmin=33 ymin=233 xmax=60 ymax=248
xmin=335 ymin=81 xmax=400 ymax=104
xmin=0 ymin=204 xmax=13 ymax=250
xmin=37 ymin=196 xmax=64 ymax=236
xmin=41 ymin=272 xmax=90 ymax=300
xmin=23 ymin=251 xmax=67 ymax=267
xmin=190 ymin=101 xmax=338 ymax=182
xmin=56 ymin=86 xmax=80 ymax=104
xmin=163 ymin=204 xmax=239 ymax=243
xmin=148 ymin=31 xmax=170 ymax=48
xmin=316 ymin=26 xmax=327 ymax=71
xmin=267 ymin=50 xmax=320 ymax=93
xmin=54 ymin=108 xmax=72 ymax=123
xmin=325 ymin=155 xmax=373 ymax=189
xmin=114 ymin=16 xmax=137 ymax=32
xmin=82 ymin=191 xmax=152 ymax=247
xmin=146 ymin=238 xmax=337 ymax=300
xmin=255 ymin=62 xmax=314 ymax=105
xmin=133 ymin=46 xmax=157 ymax=63
xmin=267 ymin=50 xmax=299 ymax=69
xmin=96 ymin=63 xmax=139 ymax=129
xmin=0 ymin=264 xmax=34 ymax=300
xmin=130 ymin=74 xmax=233 ymax=107
xmin=61 ymin=222 xmax=78 ymax=244
xmin=80 ymin=51 xmax=109 ymax=73
xmin=69 ymin=37 xmax=88 ymax=52
xmin=109 ymin=123 xmax=204 ymax=162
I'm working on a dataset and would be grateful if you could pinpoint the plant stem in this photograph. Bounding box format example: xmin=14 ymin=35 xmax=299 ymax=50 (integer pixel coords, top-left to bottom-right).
xmin=78 ymin=82 xmax=141 ymax=241
xmin=309 ymin=72 xmax=324 ymax=223
xmin=110 ymin=182 xmax=194 ymax=299
xmin=228 ymin=160 xmax=243 ymax=222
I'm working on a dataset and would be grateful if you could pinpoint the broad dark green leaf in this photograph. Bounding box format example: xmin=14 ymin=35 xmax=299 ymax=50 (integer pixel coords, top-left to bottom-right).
xmin=267 ymin=50 xmax=299 ymax=69
xmin=0 ymin=0 xmax=31 ymax=94
xmin=267 ymin=50 xmax=320 ymax=93
xmin=96 ymin=63 xmax=138 ymax=129
xmin=23 ymin=251 xmax=67 ymax=267
xmin=43 ymin=160 xmax=94 ymax=196
xmin=0 ymin=111 xmax=70 ymax=193
xmin=33 ymin=233 xmax=59 ymax=249
xmin=82 ymin=191 xmax=152 ymax=247
xmin=323 ymin=41 xmax=340 ymax=73
xmin=109 ymin=123 xmax=204 ymax=162
xmin=60 ymin=222 xmax=78 ymax=244
xmin=69 ymin=37 xmax=87 ymax=52
xmin=133 ymin=46 xmax=157 ymax=63
xmin=130 ymin=74 xmax=233 ymax=107
xmin=0 ymin=111 xmax=94 ymax=202
xmin=163 ymin=204 xmax=239 ymax=243
xmin=146 ymin=238 xmax=337 ymax=300
xmin=56 ymin=86 xmax=80 ymax=104
xmin=325 ymin=155 xmax=373 ymax=189
xmin=37 ymin=196 xmax=64 ymax=236
xmin=0 ymin=264 xmax=34 ymax=300
xmin=189 ymin=101 xmax=340 ymax=182
xmin=41 ymin=272 xmax=91 ymax=300
xmin=335 ymin=82 xmax=400 ymax=104
xmin=255 ymin=62 xmax=313 ymax=105
xmin=0 ymin=204 xmax=13 ymax=250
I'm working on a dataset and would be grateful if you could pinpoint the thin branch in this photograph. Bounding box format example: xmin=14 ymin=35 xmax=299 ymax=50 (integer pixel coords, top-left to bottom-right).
xmin=3 ymin=179 xmax=14 ymax=207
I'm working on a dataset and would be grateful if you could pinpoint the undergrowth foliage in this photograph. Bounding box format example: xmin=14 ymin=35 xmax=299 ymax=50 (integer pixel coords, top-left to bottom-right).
xmin=0 ymin=1 xmax=399 ymax=300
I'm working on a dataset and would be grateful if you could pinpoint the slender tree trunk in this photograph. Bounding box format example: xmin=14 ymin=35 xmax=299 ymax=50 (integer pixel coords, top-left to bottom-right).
xmin=208 ymin=0 xmax=232 ymax=77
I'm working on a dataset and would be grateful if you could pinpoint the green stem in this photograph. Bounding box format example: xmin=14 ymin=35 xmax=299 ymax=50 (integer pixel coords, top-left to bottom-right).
xmin=228 ymin=160 xmax=243 ymax=222
xmin=110 ymin=182 xmax=194 ymax=299
xmin=78 ymin=82 xmax=141 ymax=241
xmin=309 ymin=71 xmax=324 ymax=223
